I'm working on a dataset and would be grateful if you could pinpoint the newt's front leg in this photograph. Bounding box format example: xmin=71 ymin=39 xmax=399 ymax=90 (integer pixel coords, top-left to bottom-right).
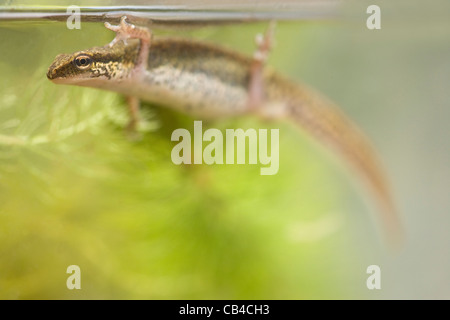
xmin=105 ymin=16 xmax=152 ymax=72
xmin=105 ymin=17 xmax=152 ymax=132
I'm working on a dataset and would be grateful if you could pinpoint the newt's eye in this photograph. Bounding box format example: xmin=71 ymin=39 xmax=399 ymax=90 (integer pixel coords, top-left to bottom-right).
xmin=74 ymin=55 xmax=92 ymax=69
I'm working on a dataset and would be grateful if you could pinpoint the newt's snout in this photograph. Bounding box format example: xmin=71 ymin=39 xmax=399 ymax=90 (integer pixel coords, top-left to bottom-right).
xmin=47 ymin=54 xmax=74 ymax=81
xmin=46 ymin=66 xmax=57 ymax=80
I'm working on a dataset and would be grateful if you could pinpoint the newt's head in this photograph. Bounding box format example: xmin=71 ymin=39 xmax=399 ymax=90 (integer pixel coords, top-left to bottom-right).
xmin=47 ymin=40 xmax=140 ymax=86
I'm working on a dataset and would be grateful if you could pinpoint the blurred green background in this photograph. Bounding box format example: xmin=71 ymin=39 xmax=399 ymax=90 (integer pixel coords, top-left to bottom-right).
xmin=0 ymin=0 xmax=449 ymax=299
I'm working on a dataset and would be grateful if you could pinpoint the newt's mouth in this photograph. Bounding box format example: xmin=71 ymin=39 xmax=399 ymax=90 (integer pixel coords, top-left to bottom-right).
xmin=47 ymin=76 xmax=68 ymax=84
xmin=46 ymin=69 xmax=73 ymax=84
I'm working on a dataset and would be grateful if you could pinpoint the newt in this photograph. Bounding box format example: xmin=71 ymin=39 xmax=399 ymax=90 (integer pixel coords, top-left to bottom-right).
xmin=47 ymin=17 xmax=402 ymax=245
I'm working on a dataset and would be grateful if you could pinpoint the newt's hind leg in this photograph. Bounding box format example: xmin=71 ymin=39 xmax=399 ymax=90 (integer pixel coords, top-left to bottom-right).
xmin=247 ymin=21 xmax=276 ymax=112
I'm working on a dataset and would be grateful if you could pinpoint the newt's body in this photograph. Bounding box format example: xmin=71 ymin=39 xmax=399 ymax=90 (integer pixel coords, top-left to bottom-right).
xmin=47 ymin=18 xmax=402 ymax=245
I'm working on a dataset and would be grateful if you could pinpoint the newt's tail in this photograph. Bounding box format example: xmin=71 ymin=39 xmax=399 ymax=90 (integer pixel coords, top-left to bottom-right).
xmin=266 ymin=72 xmax=403 ymax=247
